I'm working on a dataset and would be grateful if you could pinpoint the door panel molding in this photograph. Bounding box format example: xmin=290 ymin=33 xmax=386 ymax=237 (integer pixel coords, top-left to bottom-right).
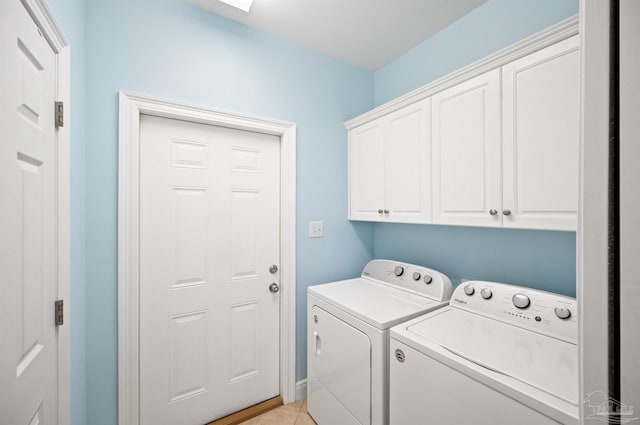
xmin=118 ymin=92 xmax=297 ymax=425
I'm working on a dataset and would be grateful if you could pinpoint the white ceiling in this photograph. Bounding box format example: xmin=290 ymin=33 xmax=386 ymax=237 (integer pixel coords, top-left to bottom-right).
xmin=185 ymin=0 xmax=487 ymax=71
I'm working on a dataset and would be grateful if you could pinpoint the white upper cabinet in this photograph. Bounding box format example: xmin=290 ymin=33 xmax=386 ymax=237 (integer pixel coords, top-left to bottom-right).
xmin=349 ymin=119 xmax=385 ymax=221
xmin=349 ymin=99 xmax=431 ymax=223
xmin=501 ymin=35 xmax=580 ymax=231
xmin=432 ymin=69 xmax=502 ymax=227
xmin=346 ymin=26 xmax=579 ymax=231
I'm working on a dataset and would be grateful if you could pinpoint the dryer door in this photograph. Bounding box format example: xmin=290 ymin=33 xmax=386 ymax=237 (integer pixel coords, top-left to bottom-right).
xmin=308 ymin=305 xmax=371 ymax=425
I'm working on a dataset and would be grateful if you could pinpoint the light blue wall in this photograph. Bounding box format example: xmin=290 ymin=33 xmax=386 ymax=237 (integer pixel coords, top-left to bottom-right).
xmin=374 ymin=224 xmax=576 ymax=296
xmin=374 ymin=0 xmax=579 ymax=106
xmin=45 ymin=1 xmax=87 ymax=424
xmin=372 ymin=0 xmax=579 ymax=297
xmin=82 ymin=0 xmax=373 ymax=423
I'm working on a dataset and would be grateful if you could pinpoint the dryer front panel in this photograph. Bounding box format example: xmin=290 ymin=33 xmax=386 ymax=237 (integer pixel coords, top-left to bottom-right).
xmin=308 ymin=305 xmax=371 ymax=425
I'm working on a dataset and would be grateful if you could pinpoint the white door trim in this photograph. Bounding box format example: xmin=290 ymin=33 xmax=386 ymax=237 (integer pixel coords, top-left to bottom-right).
xmin=118 ymin=91 xmax=297 ymax=425
xmin=18 ymin=1 xmax=71 ymax=424
xmin=578 ymin=0 xmax=611 ymax=421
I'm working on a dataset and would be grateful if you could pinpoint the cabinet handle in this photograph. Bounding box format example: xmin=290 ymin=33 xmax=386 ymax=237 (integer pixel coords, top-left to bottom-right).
xmin=384 ymin=209 xmax=389 ymax=214
xmin=489 ymin=209 xmax=498 ymax=216
xmin=503 ymin=209 xmax=512 ymax=216
xmin=378 ymin=209 xmax=383 ymax=214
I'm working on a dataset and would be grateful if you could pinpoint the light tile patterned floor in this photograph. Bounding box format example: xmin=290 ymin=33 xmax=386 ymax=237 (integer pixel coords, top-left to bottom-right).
xmin=239 ymin=399 xmax=316 ymax=425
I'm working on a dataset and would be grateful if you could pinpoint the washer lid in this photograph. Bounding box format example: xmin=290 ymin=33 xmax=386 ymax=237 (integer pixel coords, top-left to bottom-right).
xmin=404 ymin=308 xmax=579 ymax=406
xmin=308 ymin=278 xmax=443 ymax=330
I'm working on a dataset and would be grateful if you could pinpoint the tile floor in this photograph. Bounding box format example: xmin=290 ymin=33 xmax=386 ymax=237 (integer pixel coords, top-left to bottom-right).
xmin=239 ymin=399 xmax=315 ymax=425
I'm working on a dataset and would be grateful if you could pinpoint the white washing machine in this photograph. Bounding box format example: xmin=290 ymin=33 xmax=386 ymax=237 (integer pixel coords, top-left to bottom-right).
xmin=390 ymin=280 xmax=578 ymax=425
xmin=307 ymin=259 xmax=453 ymax=425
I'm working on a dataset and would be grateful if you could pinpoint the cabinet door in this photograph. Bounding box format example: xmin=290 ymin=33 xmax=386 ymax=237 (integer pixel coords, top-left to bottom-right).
xmin=502 ymin=36 xmax=579 ymax=231
xmin=349 ymin=119 xmax=385 ymax=221
xmin=384 ymin=99 xmax=432 ymax=223
xmin=432 ymin=69 xmax=501 ymax=227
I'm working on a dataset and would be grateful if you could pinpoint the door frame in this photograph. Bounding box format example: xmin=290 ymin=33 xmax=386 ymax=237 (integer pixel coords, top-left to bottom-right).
xmin=117 ymin=91 xmax=297 ymax=425
xmin=578 ymin=0 xmax=612 ymax=421
xmin=13 ymin=1 xmax=71 ymax=424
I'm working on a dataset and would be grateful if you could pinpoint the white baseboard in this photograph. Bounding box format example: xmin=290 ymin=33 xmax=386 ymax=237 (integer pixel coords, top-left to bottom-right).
xmin=295 ymin=379 xmax=307 ymax=401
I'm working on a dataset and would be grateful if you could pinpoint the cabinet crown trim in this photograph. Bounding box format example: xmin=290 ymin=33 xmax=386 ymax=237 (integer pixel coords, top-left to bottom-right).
xmin=345 ymin=14 xmax=578 ymax=130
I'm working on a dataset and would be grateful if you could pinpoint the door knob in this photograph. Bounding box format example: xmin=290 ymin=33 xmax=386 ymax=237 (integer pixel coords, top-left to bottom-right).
xmin=269 ymin=265 xmax=279 ymax=274
xmin=269 ymin=283 xmax=280 ymax=293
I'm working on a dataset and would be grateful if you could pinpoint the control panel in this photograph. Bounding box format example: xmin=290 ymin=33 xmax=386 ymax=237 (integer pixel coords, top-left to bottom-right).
xmin=361 ymin=259 xmax=453 ymax=302
xmin=450 ymin=280 xmax=577 ymax=344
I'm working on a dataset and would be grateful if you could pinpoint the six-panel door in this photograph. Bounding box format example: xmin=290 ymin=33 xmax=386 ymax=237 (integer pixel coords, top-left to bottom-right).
xmin=0 ymin=1 xmax=59 ymax=424
xmin=139 ymin=115 xmax=281 ymax=425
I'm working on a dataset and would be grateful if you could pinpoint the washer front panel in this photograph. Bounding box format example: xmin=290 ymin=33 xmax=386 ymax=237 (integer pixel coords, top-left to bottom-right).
xmin=389 ymin=340 xmax=564 ymax=425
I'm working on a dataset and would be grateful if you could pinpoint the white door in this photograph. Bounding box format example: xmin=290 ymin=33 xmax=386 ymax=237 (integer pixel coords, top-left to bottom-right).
xmin=502 ymin=36 xmax=580 ymax=231
xmin=139 ymin=115 xmax=281 ymax=425
xmin=0 ymin=1 xmax=59 ymax=424
xmin=384 ymin=99 xmax=432 ymax=223
xmin=432 ymin=69 xmax=501 ymax=227
xmin=348 ymin=119 xmax=385 ymax=221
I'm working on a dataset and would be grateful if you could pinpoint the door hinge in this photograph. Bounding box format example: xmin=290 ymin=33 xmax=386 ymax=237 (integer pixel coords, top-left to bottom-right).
xmin=54 ymin=300 xmax=64 ymax=326
xmin=54 ymin=101 xmax=64 ymax=128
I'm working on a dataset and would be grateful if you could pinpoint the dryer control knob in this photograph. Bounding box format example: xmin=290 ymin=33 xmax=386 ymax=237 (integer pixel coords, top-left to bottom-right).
xmin=555 ymin=307 xmax=572 ymax=320
xmin=394 ymin=266 xmax=404 ymax=277
xmin=463 ymin=285 xmax=475 ymax=296
xmin=512 ymin=293 xmax=531 ymax=309
xmin=412 ymin=272 xmax=421 ymax=281
xmin=481 ymin=288 xmax=493 ymax=299
xmin=423 ymin=275 xmax=433 ymax=284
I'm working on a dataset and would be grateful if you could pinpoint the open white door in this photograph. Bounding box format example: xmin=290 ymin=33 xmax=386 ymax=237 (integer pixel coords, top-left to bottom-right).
xmin=0 ymin=0 xmax=62 ymax=423
xmin=138 ymin=115 xmax=281 ymax=425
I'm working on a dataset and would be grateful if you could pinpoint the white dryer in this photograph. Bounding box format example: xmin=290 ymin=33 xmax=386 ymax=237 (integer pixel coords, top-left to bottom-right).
xmin=390 ymin=280 xmax=578 ymax=425
xmin=307 ymin=259 xmax=453 ymax=425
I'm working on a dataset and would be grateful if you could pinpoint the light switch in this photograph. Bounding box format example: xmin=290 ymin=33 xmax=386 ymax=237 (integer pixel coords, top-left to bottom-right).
xmin=309 ymin=221 xmax=323 ymax=238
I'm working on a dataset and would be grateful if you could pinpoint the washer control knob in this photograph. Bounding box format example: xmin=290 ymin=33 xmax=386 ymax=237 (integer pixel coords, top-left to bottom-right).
xmin=394 ymin=266 xmax=404 ymax=277
xmin=423 ymin=275 xmax=433 ymax=284
xmin=463 ymin=285 xmax=475 ymax=296
xmin=412 ymin=272 xmax=421 ymax=281
xmin=512 ymin=293 xmax=531 ymax=309
xmin=555 ymin=307 xmax=572 ymax=320
xmin=480 ymin=288 xmax=493 ymax=299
